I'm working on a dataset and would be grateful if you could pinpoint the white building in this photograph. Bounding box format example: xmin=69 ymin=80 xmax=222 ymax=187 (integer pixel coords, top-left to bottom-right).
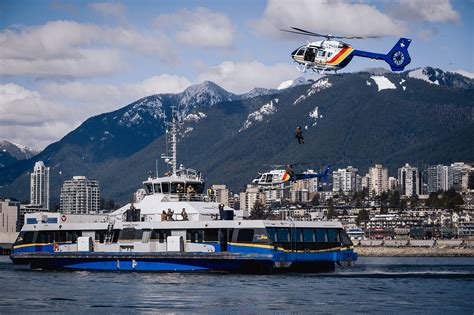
xmin=30 ymin=161 xmax=50 ymax=210
xmin=211 ymin=184 xmax=229 ymax=206
xmin=332 ymin=166 xmax=358 ymax=193
xmin=0 ymin=199 xmax=19 ymax=233
xmin=388 ymin=177 xmax=398 ymax=191
xmin=60 ymin=176 xmax=100 ymax=214
xmin=368 ymin=164 xmax=388 ymax=196
xmin=398 ymin=163 xmax=421 ymax=197
xmin=239 ymin=185 xmax=266 ymax=212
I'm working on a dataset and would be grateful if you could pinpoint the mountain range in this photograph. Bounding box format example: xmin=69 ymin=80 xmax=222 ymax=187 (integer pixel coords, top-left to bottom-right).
xmin=1 ymin=67 xmax=473 ymax=206
xmin=0 ymin=140 xmax=39 ymax=170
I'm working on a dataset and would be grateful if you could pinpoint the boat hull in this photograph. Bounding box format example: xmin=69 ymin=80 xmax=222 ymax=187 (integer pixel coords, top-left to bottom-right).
xmin=11 ymin=249 xmax=357 ymax=273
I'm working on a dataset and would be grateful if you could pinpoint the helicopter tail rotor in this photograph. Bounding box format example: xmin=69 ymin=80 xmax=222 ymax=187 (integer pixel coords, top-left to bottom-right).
xmin=385 ymin=38 xmax=412 ymax=71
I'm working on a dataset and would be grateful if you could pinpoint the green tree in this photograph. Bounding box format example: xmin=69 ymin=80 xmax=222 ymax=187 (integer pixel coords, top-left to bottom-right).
xmin=326 ymin=198 xmax=335 ymax=219
xmin=249 ymin=200 xmax=268 ymax=219
xmin=355 ymin=209 xmax=369 ymax=226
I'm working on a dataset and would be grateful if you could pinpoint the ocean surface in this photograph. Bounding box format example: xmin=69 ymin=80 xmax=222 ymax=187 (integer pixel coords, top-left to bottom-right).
xmin=1 ymin=255 xmax=473 ymax=313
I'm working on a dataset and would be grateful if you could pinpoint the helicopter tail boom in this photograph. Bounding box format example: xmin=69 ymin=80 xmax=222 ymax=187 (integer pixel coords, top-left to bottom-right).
xmin=351 ymin=38 xmax=412 ymax=71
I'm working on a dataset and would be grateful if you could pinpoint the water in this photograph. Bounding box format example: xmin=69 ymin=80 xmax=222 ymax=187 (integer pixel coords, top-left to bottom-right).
xmin=1 ymin=255 xmax=473 ymax=313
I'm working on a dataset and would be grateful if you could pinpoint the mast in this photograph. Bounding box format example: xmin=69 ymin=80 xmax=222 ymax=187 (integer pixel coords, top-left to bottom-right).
xmin=171 ymin=106 xmax=177 ymax=174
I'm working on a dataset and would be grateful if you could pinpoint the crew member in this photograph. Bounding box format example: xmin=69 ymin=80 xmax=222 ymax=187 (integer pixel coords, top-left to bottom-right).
xmin=167 ymin=208 xmax=174 ymax=221
xmin=161 ymin=210 xmax=167 ymax=221
xmin=181 ymin=208 xmax=189 ymax=221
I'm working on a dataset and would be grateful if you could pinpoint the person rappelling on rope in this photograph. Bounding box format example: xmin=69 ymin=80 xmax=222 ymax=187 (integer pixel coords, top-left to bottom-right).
xmin=295 ymin=126 xmax=304 ymax=144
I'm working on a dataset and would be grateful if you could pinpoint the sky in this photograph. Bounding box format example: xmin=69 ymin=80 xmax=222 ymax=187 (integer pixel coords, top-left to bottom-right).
xmin=0 ymin=0 xmax=473 ymax=150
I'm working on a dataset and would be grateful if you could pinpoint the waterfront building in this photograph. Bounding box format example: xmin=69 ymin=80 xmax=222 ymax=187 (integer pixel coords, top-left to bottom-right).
xmin=239 ymin=185 xmax=266 ymax=212
xmin=450 ymin=162 xmax=473 ymax=191
xmin=332 ymin=166 xmax=358 ymax=193
xmin=211 ymin=184 xmax=229 ymax=206
xmin=30 ymin=161 xmax=50 ymax=210
xmin=360 ymin=174 xmax=370 ymax=192
xmin=398 ymin=163 xmax=421 ymax=197
xmin=388 ymin=177 xmax=398 ymax=191
xmin=0 ymin=199 xmax=19 ymax=233
xmin=368 ymin=164 xmax=388 ymax=196
xmin=60 ymin=176 xmax=100 ymax=214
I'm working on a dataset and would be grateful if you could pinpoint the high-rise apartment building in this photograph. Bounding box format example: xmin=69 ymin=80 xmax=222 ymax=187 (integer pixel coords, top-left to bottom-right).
xmin=398 ymin=163 xmax=421 ymax=197
xmin=30 ymin=161 xmax=50 ymax=210
xmin=60 ymin=176 xmax=100 ymax=214
xmin=211 ymin=184 xmax=230 ymax=206
xmin=368 ymin=164 xmax=388 ymax=196
xmin=332 ymin=166 xmax=358 ymax=193
xmin=0 ymin=199 xmax=19 ymax=233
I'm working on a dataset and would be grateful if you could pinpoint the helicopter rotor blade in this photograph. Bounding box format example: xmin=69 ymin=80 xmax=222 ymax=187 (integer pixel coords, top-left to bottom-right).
xmin=283 ymin=27 xmax=381 ymax=40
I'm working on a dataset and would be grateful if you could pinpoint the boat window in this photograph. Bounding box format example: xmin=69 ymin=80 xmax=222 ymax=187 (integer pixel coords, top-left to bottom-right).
xmin=145 ymin=183 xmax=153 ymax=194
xmin=95 ymin=230 xmax=107 ymax=243
xmin=237 ymin=229 xmax=255 ymax=243
xmin=154 ymin=184 xmax=161 ymax=194
xmin=327 ymin=229 xmax=340 ymax=243
xmin=16 ymin=231 xmax=34 ymax=244
xmin=315 ymin=228 xmax=328 ymax=242
xmin=119 ymin=228 xmax=143 ymax=240
xmin=151 ymin=229 xmax=171 ymax=243
xmin=187 ymin=229 xmax=204 ymax=243
xmin=292 ymin=228 xmax=303 ymax=243
xmin=277 ymin=228 xmax=290 ymax=243
xmin=303 ymin=228 xmax=315 ymax=242
xmin=340 ymin=229 xmax=353 ymax=246
xmin=266 ymin=228 xmax=278 ymax=242
xmin=204 ymin=229 xmax=219 ymax=242
xmin=161 ymin=183 xmax=170 ymax=193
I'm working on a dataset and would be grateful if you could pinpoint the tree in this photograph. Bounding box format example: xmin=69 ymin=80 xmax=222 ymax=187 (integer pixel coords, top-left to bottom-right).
xmin=311 ymin=193 xmax=320 ymax=206
xmin=249 ymin=200 xmax=268 ymax=219
xmin=355 ymin=209 xmax=369 ymax=226
xmin=326 ymin=198 xmax=335 ymax=219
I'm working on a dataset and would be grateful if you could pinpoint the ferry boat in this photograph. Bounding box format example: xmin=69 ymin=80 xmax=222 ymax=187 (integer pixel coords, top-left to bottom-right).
xmin=10 ymin=107 xmax=357 ymax=273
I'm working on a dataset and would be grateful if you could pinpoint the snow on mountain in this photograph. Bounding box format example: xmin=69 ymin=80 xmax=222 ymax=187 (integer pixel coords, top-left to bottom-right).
xmin=408 ymin=68 xmax=440 ymax=85
xmin=277 ymin=76 xmax=308 ymax=90
xmin=177 ymin=81 xmax=236 ymax=115
xmin=293 ymin=77 xmax=331 ymax=105
xmin=0 ymin=140 xmax=39 ymax=160
xmin=240 ymin=87 xmax=279 ymax=99
xmin=370 ymin=76 xmax=397 ymax=91
xmin=184 ymin=112 xmax=207 ymax=123
xmin=309 ymin=106 xmax=323 ymax=126
xmin=239 ymin=98 xmax=278 ymax=132
xmin=118 ymin=97 xmax=164 ymax=127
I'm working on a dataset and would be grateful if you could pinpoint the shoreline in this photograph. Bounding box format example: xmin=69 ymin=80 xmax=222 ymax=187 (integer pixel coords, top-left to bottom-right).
xmin=355 ymin=246 xmax=474 ymax=257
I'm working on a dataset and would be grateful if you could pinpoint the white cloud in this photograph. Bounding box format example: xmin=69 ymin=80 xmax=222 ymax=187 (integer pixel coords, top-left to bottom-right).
xmin=42 ymin=75 xmax=192 ymax=111
xmin=393 ymin=0 xmax=459 ymax=23
xmin=0 ymin=20 xmax=174 ymax=78
xmin=197 ymin=61 xmax=297 ymax=93
xmin=252 ymin=0 xmax=405 ymax=38
xmin=0 ymin=74 xmax=192 ymax=149
xmin=154 ymin=7 xmax=235 ymax=48
xmin=0 ymin=83 xmax=81 ymax=149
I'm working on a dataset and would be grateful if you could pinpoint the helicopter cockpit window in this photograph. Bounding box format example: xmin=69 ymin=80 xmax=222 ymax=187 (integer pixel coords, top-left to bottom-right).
xmin=265 ymin=174 xmax=272 ymax=183
xmin=296 ymin=48 xmax=305 ymax=56
xmin=317 ymin=50 xmax=325 ymax=57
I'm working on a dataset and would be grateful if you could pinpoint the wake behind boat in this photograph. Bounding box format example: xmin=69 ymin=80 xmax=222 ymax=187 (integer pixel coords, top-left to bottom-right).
xmin=10 ymin=107 xmax=357 ymax=273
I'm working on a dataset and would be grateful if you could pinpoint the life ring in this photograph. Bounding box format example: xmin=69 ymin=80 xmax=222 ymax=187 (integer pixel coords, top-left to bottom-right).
xmin=54 ymin=243 xmax=59 ymax=252
xmin=61 ymin=214 xmax=67 ymax=222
